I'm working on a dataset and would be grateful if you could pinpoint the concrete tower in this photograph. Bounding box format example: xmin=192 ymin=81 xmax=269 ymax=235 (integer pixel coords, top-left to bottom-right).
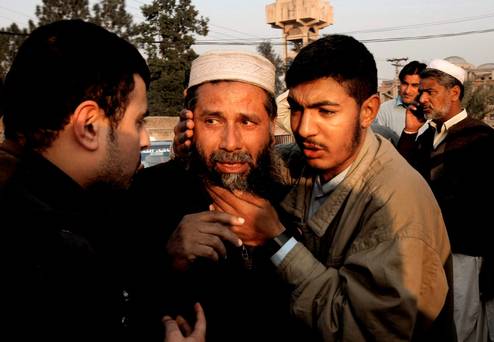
xmin=266 ymin=0 xmax=333 ymax=63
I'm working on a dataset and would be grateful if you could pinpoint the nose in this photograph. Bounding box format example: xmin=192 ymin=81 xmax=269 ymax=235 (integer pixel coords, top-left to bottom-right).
xmin=219 ymin=124 xmax=242 ymax=152
xmin=419 ymin=92 xmax=428 ymax=105
xmin=140 ymin=128 xmax=151 ymax=150
xmin=293 ymin=111 xmax=317 ymax=139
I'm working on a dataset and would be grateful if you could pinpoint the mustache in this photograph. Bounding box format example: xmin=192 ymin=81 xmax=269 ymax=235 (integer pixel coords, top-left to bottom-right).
xmin=298 ymin=137 xmax=327 ymax=149
xmin=210 ymin=150 xmax=253 ymax=165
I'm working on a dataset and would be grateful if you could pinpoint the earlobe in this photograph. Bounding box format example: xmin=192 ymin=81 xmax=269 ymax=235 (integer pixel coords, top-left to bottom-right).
xmin=360 ymin=94 xmax=380 ymax=128
xmin=72 ymin=100 xmax=104 ymax=151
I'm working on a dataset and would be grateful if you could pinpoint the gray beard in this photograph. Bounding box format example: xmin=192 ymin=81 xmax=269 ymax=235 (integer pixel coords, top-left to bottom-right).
xmin=188 ymin=142 xmax=280 ymax=197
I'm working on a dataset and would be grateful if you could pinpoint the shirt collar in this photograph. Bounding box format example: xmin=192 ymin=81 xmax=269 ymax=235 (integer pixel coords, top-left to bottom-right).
xmin=430 ymin=109 xmax=468 ymax=132
xmin=314 ymin=166 xmax=351 ymax=198
xmin=395 ymin=96 xmax=405 ymax=107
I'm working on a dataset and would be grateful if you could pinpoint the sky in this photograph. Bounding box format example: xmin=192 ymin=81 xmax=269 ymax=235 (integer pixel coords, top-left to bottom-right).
xmin=1 ymin=0 xmax=493 ymax=81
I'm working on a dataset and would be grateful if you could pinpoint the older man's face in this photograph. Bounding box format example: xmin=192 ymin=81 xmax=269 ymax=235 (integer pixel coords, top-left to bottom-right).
xmin=191 ymin=81 xmax=274 ymax=192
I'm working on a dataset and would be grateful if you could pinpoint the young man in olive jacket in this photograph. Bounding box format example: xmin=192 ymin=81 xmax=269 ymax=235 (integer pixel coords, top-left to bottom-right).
xmin=176 ymin=35 xmax=456 ymax=341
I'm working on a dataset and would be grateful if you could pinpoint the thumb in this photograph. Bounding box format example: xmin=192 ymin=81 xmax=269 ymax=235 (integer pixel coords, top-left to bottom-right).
xmin=162 ymin=316 xmax=181 ymax=338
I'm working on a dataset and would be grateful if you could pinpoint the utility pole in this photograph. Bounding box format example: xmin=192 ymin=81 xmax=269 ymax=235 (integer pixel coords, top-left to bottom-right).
xmin=386 ymin=57 xmax=408 ymax=98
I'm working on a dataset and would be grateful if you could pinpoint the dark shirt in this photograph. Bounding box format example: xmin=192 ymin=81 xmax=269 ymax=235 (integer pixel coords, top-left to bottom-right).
xmin=0 ymin=153 xmax=132 ymax=341
xmin=129 ymin=158 xmax=317 ymax=342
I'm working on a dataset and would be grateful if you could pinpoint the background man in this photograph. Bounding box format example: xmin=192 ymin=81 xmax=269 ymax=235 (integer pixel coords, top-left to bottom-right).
xmin=190 ymin=35 xmax=455 ymax=341
xmin=398 ymin=58 xmax=494 ymax=342
xmin=0 ymin=19 xmax=203 ymax=342
xmin=373 ymin=60 xmax=427 ymax=144
xmin=130 ymin=51 xmax=313 ymax=341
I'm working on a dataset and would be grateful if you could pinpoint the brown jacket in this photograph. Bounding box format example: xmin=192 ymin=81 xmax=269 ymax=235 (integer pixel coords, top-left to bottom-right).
xmin=275 ymin=131 xmax=455 ymax=341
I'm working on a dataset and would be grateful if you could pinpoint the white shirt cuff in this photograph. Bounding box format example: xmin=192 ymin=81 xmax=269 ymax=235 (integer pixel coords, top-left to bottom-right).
xmin=270 ymin=237 xmax=297 ymax=267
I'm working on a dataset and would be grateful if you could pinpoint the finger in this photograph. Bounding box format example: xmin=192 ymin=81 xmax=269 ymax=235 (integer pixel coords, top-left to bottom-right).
xmin=199 ymin=233 xmax=228 ymax=257
xmin=195 ymin=244 xmax=220 ymax=262
xmin=200 ymin=223 xmax=243 ymax=248
xmin=207 ymin=186 xmax=238 ymax=213
xmin=231 ymin=190 xmax=267 ymax=207
xmin=175 ymin=315 xmax=193 ymax=336
xmin=179 ymin=109 xmax=194 ymax=120
xmin=162 ymin=316 xmax=181 ymax=338
xmin=185 ymin=119 xmax=194 ymax=130
xmin=209 ymin=184 xmax=267 ymax=209
xmin=200 ymin=210 xmax=244 ymax=226
xmin=174 ymin=118 xmax=188 ymax=135
xmin=191 ymin=303 xmax=207 ymax=338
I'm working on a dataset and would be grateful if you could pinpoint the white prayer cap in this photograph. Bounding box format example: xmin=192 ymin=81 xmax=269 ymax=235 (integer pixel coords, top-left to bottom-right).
xmin=187 ymin=50 xmax=276 ymax=95
xmin=427 ymin=59 xmax=466 ymax=84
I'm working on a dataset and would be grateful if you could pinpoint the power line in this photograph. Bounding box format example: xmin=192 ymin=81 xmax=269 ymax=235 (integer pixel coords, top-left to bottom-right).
xmin=0 ymin=30 xmax=28 ymax=36
xmin=191 ymin=27 xmax=494 ymax=45
xmin=343 ymin=12 xmax=494 ymax=35
xmin=0 ymin=5 xmax=35 ymax=20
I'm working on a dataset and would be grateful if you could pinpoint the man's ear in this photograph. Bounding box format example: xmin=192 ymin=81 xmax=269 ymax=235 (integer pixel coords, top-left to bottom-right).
xmin=449 ymin=85 xmax=461 ymax=102
xmin=359 ymin=94 xmax=380 ymax=128
xmin=269 ymin=118 xmax=276 ymax=146
xmin=71 ymin=100 xmax=105 ymax=151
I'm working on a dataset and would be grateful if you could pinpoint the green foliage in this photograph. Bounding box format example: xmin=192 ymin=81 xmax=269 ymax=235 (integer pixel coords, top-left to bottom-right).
xmin=91 ymin=0 xmax=135 ymax=41
xmin=256 ymin=41 xmax=285 ymax=95
xmin=0 ymin=24 xmax=28 ymax=79
xmin=135 ymin=0 xmax=208 ymax=116
xmin=0 ymin=0 xmax=135 ymax=78
xmin=1 ymin=0 xmax=209 ymax=117
xmin=463 ymin=81 xmax=494 ymax=120
xmin=36 ymin=0 xmax=91 ymax=26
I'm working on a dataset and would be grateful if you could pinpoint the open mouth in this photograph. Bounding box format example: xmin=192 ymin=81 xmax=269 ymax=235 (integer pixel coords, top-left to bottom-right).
xmin=301 ymin=143 xmax=324 ymax=158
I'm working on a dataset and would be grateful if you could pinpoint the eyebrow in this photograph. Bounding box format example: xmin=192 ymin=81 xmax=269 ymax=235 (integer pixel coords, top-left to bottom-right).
xmin=198 ymin=110 xmax=262 ymax=121
xmin=197 ymin=110 xmax=223 ymax=119
xmin=287 ymin=97 xmax=340 ymax=108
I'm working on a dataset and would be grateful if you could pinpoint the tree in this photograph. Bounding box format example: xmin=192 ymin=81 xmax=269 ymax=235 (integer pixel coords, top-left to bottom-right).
xmin=463 ymin=81 xmax=494 ymax=120
xmin=92 ymin=0 xmax=135 ymax=41
xmin=35 ymin=0 xmax=91 ymax=26
xmin=0 ymin=24 xmax=29 ymax=79
xmin=257 ymin=41 xmax=285 ymax=95
xmin=136 ymin=0 xmax=208 ymax=116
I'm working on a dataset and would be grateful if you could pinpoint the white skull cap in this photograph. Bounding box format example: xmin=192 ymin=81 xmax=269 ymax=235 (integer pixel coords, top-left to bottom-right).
xmin=427 ymin=59 xmax=466 ymax=84
xmin=187 ymin=50 xmax=276 ymax=95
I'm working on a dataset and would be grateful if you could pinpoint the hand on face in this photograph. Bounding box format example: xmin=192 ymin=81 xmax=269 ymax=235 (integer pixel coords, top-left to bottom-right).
xmin=172 ymin=109 xmax=195 ymax=158
xmin=163 ymin=303 xmax=206 ymax=342
xmin=207 ymin=185 xmax=284 ymax=246
xmin=404 ymin=105 xmax=427 ymax=133
xmin=166 ymin=210 xmax=243 ymax=271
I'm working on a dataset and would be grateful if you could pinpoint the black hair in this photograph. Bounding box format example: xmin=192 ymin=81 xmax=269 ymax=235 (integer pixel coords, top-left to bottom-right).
xmin=2 ymin=19 xmax=150 ymax=150
xmin=398 ymin=60 xmax=427 ymax=83
xmin=184 ymin=80 xmax=277 ymax=120
xmin=420 ymin=68 xmax=465 ymax=100
xmin=285 ymin=34 xmax=377 ymax=106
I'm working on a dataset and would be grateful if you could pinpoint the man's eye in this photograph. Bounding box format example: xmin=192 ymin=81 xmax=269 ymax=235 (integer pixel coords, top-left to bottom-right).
xmin=242 ymin=119 xmax=256 ymax=126
xmin=205 ymin=118 xmax=219 ymax=125
xmin=319 ymin=108 xmax=334 ymax=115
xmin=137 ymin=118 xmax=146 ymax=127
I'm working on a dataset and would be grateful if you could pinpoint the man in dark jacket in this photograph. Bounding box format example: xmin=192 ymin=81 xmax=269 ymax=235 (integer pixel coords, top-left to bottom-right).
xmin=0 ymin=20 xmax=204 ymax=342
xmin=398 ymin=58 xmax=494 ymax=341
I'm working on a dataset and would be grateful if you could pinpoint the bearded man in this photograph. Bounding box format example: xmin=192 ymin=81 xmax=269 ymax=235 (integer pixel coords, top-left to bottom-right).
xmin=129 ymin=51 xmax=314 ymax=342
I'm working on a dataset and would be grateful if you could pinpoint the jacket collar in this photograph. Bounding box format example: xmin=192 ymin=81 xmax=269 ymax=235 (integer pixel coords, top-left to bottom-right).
xmin=281 ymin=130 xmax=379 ymax=237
